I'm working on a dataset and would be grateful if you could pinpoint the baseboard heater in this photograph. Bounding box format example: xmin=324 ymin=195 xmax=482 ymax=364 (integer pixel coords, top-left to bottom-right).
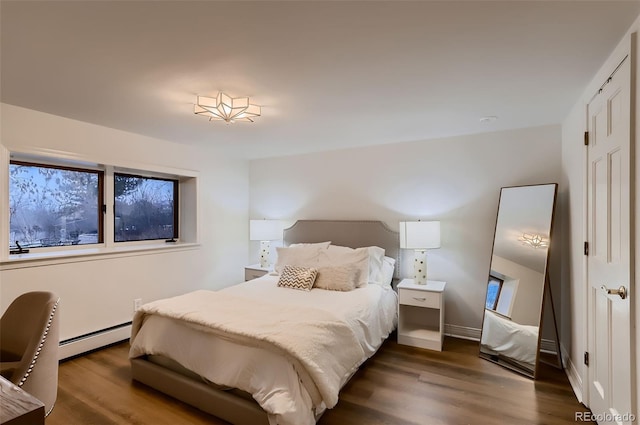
xmin=59 ymin=322 xmax=132 ymax=360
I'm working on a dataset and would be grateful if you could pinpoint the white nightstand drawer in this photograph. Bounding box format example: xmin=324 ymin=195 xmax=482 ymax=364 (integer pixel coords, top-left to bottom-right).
xmin=245 ymin=270 xmax=267 ymax=281
xmin=245 ymin=264 xmax=270 ymax=281
xmin=399 ymin=288 xmax=440 ymax=309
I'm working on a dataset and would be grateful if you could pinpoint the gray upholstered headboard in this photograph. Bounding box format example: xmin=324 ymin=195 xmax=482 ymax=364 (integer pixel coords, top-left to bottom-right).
xmin=283 ymin=220 xmax=400 ymax=264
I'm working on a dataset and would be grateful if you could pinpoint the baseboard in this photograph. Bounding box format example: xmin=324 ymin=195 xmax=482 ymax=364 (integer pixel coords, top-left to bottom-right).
xmin=445 ymin=324 xmax=481 ymax=341
xmin=563 ymin=344 xmax=584 ymax=403
xmin=59 ymin=323 xmax=131 ymax=360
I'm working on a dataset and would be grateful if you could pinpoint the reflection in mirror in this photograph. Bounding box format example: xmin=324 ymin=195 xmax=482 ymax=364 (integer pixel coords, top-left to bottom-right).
xmin=479 ymin=183 xmax=557 ymax=378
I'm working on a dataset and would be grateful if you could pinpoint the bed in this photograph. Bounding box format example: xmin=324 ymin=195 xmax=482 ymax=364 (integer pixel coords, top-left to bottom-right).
xmin=479 ymin=309 xmax=539 ymax=371
xmin=129 ymin=220 xmax=399 ymax=425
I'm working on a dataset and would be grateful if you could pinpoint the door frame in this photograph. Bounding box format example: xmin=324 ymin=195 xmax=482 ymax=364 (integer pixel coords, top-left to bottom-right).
xmin=582 ymin=32 xmax=637 ymax=418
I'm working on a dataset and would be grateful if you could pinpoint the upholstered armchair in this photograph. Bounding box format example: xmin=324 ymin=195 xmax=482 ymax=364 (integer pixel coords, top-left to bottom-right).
xmin=0 ymin=291 xmax=60 ymax=416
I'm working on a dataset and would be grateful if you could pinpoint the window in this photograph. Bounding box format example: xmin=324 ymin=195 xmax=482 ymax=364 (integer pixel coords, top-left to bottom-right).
xmin=9 ymin=161 xmax=104 ymax=249
xmin=485 ymin=275 xmax=503 ymax=310
xmin=4 ymin=151 xmax=197 ymax=262
xmin=114 ymin=173 xmax=178 ymax=242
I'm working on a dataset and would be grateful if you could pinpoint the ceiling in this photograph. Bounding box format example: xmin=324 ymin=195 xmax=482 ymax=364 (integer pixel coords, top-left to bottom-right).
xmin=2 ymin=1 xmax=639 ymax=160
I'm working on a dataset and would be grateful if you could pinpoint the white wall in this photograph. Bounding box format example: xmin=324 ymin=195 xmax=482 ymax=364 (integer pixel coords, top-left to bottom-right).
xmin=0 ymin=104 xmax=249 ymax=348
xmin=560 ymin=16 xmax=639 ymax=406
xmin=560 ymin=84 xmax=588 ymax=397
xmin=249 ymin=125 xmax=562 ymax=334
xmin=491 ymin=255 xmax=545 ymax=326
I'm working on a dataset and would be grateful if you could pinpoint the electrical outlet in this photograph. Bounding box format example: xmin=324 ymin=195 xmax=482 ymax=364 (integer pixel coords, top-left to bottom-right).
xmin=134 ymin=298 xmax=142 ymax=312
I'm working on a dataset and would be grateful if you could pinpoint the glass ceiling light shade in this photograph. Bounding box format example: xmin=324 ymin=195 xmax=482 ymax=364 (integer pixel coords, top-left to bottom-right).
xmin=518 ymin=233 xmax=548 ymax=249
xmin=194 ymin=93 xmax=261 ymax=123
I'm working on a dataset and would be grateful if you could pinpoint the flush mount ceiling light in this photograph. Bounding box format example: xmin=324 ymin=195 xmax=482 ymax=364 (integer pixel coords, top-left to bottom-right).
xmin=518 ymin=233 xmax=548 ymax=249
xmin=194 ymin=93 xmax=261 ymax=123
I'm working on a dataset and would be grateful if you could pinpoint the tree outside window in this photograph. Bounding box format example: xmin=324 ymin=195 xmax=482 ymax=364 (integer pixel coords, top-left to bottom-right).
xmin=9 ymin=162 xmax=103 ymax=249
xmin=114 ymin=173 xmax=178 ymax=242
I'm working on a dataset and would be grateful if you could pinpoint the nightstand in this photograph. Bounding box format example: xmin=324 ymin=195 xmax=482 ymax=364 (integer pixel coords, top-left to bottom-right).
xmin=397 ymin=278 xmax=446 ymax=351
xmin=244 ymin=264 xmax=270 ymax=281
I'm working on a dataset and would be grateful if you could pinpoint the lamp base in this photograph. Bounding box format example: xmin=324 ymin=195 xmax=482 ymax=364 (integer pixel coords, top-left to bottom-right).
xmin=259 ymin=240 xmax=271 ymax=268
xmin=413 ymin=249 xmax=427 ymax=285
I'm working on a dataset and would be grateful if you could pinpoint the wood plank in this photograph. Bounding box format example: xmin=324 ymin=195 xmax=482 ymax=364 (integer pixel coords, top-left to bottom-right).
xmin=46 ymin=336 xmax=592 ymax=425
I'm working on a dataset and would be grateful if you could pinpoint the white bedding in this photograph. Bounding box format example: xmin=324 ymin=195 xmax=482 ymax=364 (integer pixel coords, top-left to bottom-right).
xmin=480 ymin=309 xmax=539 ymax=366
xmin=129 ymin=274 xmax=397 ymax=425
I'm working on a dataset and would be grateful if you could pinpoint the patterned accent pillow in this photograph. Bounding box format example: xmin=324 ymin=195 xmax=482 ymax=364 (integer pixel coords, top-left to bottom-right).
xmin=277 ymin=265 xmax=318 ymax=291
xmin=314 ymin=265 xmax=359 ymax=292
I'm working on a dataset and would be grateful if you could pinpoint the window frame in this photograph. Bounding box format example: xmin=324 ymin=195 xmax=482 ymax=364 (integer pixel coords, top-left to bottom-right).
xmin=485 ymin=275 xmax=504 ymax=311
xmin=1 ymin=147 xmax=200 ymax=269
xmin=113 ymin=172 xmax=179 ymax=243
xmin=9 ymin=159 xmax=105 ymax=249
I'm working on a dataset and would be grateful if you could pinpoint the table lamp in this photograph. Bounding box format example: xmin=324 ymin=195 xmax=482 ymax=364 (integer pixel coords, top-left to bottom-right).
xmin=399 ymin=221 xmax=441 ymax=285
xmin=249 ymin=220 xmax=282 ymax=268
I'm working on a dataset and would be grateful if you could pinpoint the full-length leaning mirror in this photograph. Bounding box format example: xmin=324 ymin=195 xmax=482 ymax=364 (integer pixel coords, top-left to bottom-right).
xmin=479 ymin=183 xmax=558 ymax=378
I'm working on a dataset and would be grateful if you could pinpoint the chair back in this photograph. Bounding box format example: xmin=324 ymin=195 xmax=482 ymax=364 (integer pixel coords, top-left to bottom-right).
xmin=0 ymin=291 xmax=60 ymax=415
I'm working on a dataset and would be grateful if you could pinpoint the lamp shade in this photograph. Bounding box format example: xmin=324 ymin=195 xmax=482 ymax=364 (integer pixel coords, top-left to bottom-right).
xmin=399 ymin=221 xmax=441 ymax=249
xmin=249 ymin=220 xmax=282 ymax=241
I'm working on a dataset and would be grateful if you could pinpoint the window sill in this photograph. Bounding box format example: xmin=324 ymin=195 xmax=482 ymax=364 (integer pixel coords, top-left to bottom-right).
xmin=0 ymin=242 xmax=200 ymax=270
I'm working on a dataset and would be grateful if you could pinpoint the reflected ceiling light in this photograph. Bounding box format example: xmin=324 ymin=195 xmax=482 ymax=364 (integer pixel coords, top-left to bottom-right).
xmin=194 ymin=93 xmax=261 ymax=123
xmin=518 ymin=233 xmax=548 ymax=249
xmin=479 ymin=115 xmax=498 ymax=123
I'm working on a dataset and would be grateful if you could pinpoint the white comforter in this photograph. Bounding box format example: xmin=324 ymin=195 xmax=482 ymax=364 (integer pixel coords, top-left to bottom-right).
xmin=480 ymin=309 xmax=539 ymax=366
xmin=129 ymin=275 xmax=397 ymax=425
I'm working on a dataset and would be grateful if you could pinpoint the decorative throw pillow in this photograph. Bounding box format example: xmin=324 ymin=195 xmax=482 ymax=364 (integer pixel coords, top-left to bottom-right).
xmin=277 ymin=265 xmax=318 ymax=291
xmin=314 ymin=265 xmax=359 ymax=291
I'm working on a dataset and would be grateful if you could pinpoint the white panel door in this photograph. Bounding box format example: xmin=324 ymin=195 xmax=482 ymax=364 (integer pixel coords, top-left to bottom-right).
xmin=587 ymin=58 xmax=633 ymax=425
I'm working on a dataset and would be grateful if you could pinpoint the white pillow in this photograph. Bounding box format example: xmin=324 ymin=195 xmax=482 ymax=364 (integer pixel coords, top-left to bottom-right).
xmin=333 ymin=245 xmax=385 ymax=285
xmin=323 ymin=244 xmax=352 ymax=256
xmin=318 ymin=245 xmax=385 ymax=288
xmin=274 ymin=246 xmax=322 ymax=274
xmin=366 ymin=246 xmax=386 ymax=283
xmin=289 ymin=241 xmax=331 ymax=249
xmin=372 ymin=256 xmax=395 ymax=286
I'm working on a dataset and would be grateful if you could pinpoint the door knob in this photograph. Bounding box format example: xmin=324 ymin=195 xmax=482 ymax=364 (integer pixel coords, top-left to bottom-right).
xmin=601 ymin=285 xmax=628 ymax=300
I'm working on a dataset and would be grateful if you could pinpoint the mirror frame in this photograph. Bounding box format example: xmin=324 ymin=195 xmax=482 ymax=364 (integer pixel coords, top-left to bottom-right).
xmin=479 ymin=183 xmax=558 ymax=379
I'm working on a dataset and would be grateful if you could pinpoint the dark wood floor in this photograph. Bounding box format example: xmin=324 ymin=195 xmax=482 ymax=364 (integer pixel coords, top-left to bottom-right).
xmin=47 ymin=336 xmax=590 ymax=425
